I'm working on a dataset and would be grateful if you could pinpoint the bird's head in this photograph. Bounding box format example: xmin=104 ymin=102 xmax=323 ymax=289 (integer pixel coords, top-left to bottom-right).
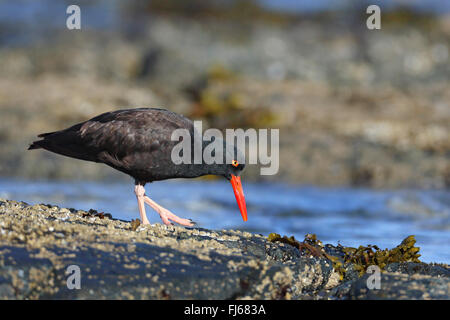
xmin=224 ymin=159 xmax=247 ymax=222
xmin=199 ymin=136 xmax=248 ymax=222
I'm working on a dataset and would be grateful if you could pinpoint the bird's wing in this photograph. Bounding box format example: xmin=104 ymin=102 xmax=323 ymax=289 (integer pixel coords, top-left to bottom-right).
xmin=30 ymin=108 xmax=194 ymax=170
xmin=82 ymin=108 xmax=193 ymax=153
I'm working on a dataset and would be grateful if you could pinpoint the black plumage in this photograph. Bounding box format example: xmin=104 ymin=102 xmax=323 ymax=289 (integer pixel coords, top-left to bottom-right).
xmin=29 ymin=108 xmax=242 ymax=182
xmin=28 ymin=107 xmax=248 ymax=225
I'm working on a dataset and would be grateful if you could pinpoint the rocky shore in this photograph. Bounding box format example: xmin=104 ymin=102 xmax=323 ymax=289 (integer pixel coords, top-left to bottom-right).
xmin=1 ymin=11 xmax=450 ymax=188
xmin=0 ymin=198 xmax=448 ymax=300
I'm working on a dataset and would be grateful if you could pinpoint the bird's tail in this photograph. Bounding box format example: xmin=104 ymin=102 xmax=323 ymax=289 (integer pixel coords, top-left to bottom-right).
xmin=27 ymin=128 xmax=96 ymax=163
xmin=27 ymin=131 xmax=56 ymax=150
xmin=28 ymin=141 xmax=42 ymax=150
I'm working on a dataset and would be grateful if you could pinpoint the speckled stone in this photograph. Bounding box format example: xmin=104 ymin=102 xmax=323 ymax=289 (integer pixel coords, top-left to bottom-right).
xmin=0 ymin=199 xmax=448 ymax=300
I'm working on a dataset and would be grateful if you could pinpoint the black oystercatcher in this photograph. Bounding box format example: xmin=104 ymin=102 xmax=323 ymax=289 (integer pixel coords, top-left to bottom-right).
xmin=28 ymin=108 xmax=247 ymax=226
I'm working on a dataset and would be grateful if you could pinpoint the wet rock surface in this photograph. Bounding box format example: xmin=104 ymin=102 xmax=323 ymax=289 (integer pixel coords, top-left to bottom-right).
xmin=0 ymin=199 xmax=448 ymax=299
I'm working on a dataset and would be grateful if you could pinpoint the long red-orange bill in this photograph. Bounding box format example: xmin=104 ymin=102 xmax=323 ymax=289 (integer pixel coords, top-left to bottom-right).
xmin=230 ymin=174 xmax=247 ymax=222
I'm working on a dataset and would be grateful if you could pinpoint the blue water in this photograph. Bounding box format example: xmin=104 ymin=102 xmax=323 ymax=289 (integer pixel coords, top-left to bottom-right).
xmin=1 ymin=0 xmax=448 ymax=45
xmin=261 ymin=0 xmax=450 ymax=14
xmin=0 ymin=179 xmax=448 ymax=264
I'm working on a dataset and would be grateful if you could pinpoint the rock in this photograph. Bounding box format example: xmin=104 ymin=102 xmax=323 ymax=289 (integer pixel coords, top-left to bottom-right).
xmin=1 ymin=13 xmax=450 ymax=188
xmin=385 ymin=262 xmax=450 ymax=277
xmin=346 ymin=272 xmax=450 ymax=300
xmin=0 ymin=199 xmax=448 ymax=299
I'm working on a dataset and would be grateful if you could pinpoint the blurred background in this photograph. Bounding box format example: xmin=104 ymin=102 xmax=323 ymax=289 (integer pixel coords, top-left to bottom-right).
xmin=0 ymin=0 xmax=449 ymax=262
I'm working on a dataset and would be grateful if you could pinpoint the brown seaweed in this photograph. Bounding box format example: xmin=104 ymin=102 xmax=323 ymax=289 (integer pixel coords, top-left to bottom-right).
xmin=268 ymin=233 xmax=421 ymax=280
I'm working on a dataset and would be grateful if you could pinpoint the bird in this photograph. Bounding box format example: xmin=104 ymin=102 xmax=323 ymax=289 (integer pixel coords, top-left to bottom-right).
xmin=28 ymin=108 xmax=247 ymax=227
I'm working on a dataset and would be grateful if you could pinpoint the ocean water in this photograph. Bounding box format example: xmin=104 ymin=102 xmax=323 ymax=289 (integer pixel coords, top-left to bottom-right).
xmin=0 ymin=178 xmax=449 ymax=264
xmin=1 ymin=0 xmax=448 ymax=46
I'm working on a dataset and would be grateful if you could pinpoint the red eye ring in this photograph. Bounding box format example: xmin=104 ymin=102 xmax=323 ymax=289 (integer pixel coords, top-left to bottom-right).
xmin=231 ymin=160 xmax=239 ymax=167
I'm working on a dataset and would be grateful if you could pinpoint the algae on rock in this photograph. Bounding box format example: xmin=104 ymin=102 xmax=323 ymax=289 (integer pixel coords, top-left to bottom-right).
xmin=268 ymin=233 xmax=421 ymax=279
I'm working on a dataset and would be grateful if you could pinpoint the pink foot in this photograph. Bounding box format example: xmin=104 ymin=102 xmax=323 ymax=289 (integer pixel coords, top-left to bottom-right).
xmin=134 ymin=183 xmax=195 ymax=227
xmin=144 ymin=196 xmax=195 ymax=227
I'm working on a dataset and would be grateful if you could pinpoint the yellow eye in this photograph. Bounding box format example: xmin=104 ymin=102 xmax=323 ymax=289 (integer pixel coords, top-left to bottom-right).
xmin=231 ymin=160 xmax=239 ymax=167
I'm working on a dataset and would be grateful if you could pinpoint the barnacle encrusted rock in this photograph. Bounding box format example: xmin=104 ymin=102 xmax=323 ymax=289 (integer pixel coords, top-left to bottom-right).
xmin=0 ymin=199 xmax=448 ymax=299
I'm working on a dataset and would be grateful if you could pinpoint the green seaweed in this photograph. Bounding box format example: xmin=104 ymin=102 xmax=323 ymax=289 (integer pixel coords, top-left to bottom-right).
xmin=267 ymin=233 xmax=298 ymax=247
xmin=341 ymin=235 xmax=421 ymax=276
xmin=268 ymin=233 xmax=421 ymax=280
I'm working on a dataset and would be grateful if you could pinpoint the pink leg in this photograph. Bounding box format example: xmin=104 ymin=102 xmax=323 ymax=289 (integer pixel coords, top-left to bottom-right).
xmin=134 ymin=183 xmax=195 ymax=227
xmin=134 ymin=184 xmax=150 ymax=225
